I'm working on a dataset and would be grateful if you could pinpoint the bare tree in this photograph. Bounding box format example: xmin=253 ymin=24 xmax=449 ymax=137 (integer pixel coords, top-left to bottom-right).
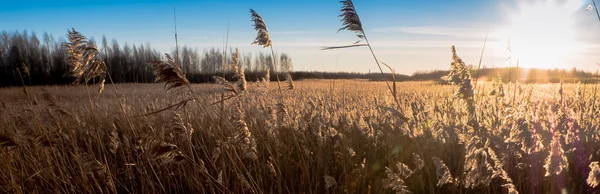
xmin=279 ymin=53 xmax=293 ymax=72
xmin=0 ymin=30 xmax=294 ymax=86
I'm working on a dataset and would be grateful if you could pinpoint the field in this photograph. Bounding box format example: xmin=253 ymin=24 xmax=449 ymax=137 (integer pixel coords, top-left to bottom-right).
xmin=1 ymin=80 xmax=599 ymax=193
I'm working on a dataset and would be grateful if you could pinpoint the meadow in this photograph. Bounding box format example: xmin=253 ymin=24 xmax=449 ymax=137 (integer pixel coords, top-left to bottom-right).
xmin=1 ymin=79 xmax=600 ymax=193
xmin=2 ymin=0 xmax=600 ymax=193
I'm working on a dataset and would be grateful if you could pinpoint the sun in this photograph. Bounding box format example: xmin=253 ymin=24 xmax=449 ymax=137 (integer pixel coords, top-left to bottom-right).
xmin=495 ymin=0 xmax=585 ymax=69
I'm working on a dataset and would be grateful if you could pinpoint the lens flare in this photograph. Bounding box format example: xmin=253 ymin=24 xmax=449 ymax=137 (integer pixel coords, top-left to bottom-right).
xmin=495 ymin=0 xmax=585 ymax=69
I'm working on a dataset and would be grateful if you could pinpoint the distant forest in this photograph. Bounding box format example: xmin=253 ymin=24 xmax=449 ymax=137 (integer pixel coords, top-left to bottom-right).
xmin=1 ymin=30 xmax=598 ymax=87
xmin=0 ymin=30 xmax=293 ymax=87
xmin=413 ymin=67 xmax=600 ymax=84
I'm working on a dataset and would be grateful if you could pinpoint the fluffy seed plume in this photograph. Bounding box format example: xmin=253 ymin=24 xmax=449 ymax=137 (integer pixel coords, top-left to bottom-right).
xmin=231 ymin=48 xmax=240 ymax=76
xmin=446 ymin=45 xmax=474 ymax=100
xmin=213 ymin=76 xmax=238 ymax=95
xmin=79 ymin=46 xmax=107 ymax=83
xmin=250 ymin=9 xmax=272 ymax=47
xmin=108 ymin=123 xmax=120 ymax=154
xmin=502 ymin=183 xmax=519 ymax=194
xmin=285 ymin=73 xmax=294 ymax=90
xmin=97 ymin=78 xmax=105 ymax=97
xmin=64 ymin=28 xmax=86 ymax=79
xmin=338 ymin=0 xmax=364 ymax=38
xmin=211 ymin=76 xmax=242 ymax=105
xmin=238 ymin=174 xmax=251 ymax=190
xmin=217 ymin=171 xmax=223 ymax=185
xmin=231 ymin=48 xmax=247 ymax=93
xmin=169 ymin=113 xmax=194 ymax=142
xmin=544 ymin=131 xmax=568 ymax=177
xmin=148 ymin=54 xmax=190 ymax=92
xmin=150 ymin=142 xmax=185 ymax=164
xmin=588 ymin=161 xmax=600 ymax=188
xmin=382 ymin=165 xmax=412 ymax=194
xmin=463 ymin=148 xmax=495 ymax=189
xmin=79 ymin=153 xmax=114 ymax=190
xmin=267 ymin=160 xmax=277 ymax=177
xmin=275 ymin=102 xmax=288 ymax=126
xmin=396 ymin=162 xmax=415 ymax=178
xmin=432 ymin=156 xmax=454 ymax=187
xmin=80 ymin=153 xmax=107 ymax=175
xmin=21 ymin=63 xmax=30 ymax=77
xmin=322 ymin=0 xmax=368 ymax=50
xmin=63 ymin=28 xmax=107 ymax=94
xmin=234 ymin=103 xmax=258 ymax=160
xmin=263 ymin=68 xmax=271 ymax=84
xmin=413 ymin=153 xmax=424 ymax=171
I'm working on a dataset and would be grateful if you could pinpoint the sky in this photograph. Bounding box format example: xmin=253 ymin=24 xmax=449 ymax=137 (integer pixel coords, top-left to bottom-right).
xmin=2 ymin=0 xmax=600 ymax=74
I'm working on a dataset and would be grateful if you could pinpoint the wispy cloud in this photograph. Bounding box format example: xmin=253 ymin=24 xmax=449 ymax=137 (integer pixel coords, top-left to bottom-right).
xmin=272 ymin=40 xmax=498 ymax=49
xmin=269 ymin=30 xmax=326 ymax=35
xmin=373 ymin=26 xmax=495 ymax=38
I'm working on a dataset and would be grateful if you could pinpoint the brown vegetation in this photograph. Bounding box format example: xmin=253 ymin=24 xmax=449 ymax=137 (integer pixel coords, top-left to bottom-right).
xmin=1 ymin=79 xmax=600 ymax=193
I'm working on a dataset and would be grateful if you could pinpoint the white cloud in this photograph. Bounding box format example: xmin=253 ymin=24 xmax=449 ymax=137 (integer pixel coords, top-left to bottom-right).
xmin=269 ymin=30 xmax=326 ymax=35
xmin=373 ymin=26 xmax=496 ymax=38
xmin=269 ymin=39 xmax=497 ymax=49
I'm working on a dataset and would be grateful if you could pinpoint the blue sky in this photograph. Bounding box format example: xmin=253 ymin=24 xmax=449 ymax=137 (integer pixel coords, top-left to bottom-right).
xmin=2 ymin=0 xmax=600 ymax=74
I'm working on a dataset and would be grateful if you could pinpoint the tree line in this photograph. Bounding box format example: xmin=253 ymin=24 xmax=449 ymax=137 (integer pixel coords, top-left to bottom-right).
xmin=0 ymin=30 xmax=293 ymax=87
xmin=415 ymin=67 xmax=599 ymax=84
xmin=3 ymin=30 xmax=598 ymax=87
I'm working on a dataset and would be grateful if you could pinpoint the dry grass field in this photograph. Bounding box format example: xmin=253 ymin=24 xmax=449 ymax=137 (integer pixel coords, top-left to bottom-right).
xmin=4 ymin=0 xmax=600 ymax=193
xmin=1 ymin=80 xmax=600 ymax=193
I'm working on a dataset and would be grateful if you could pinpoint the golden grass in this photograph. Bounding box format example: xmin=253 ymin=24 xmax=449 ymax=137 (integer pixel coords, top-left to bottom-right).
xmin=1 ymin=80 xmax=600 ymax=193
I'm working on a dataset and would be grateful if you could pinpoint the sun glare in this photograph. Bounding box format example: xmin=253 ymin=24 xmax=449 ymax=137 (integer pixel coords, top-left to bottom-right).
xmin=496 ymin=0 xmax=585 ymax=69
